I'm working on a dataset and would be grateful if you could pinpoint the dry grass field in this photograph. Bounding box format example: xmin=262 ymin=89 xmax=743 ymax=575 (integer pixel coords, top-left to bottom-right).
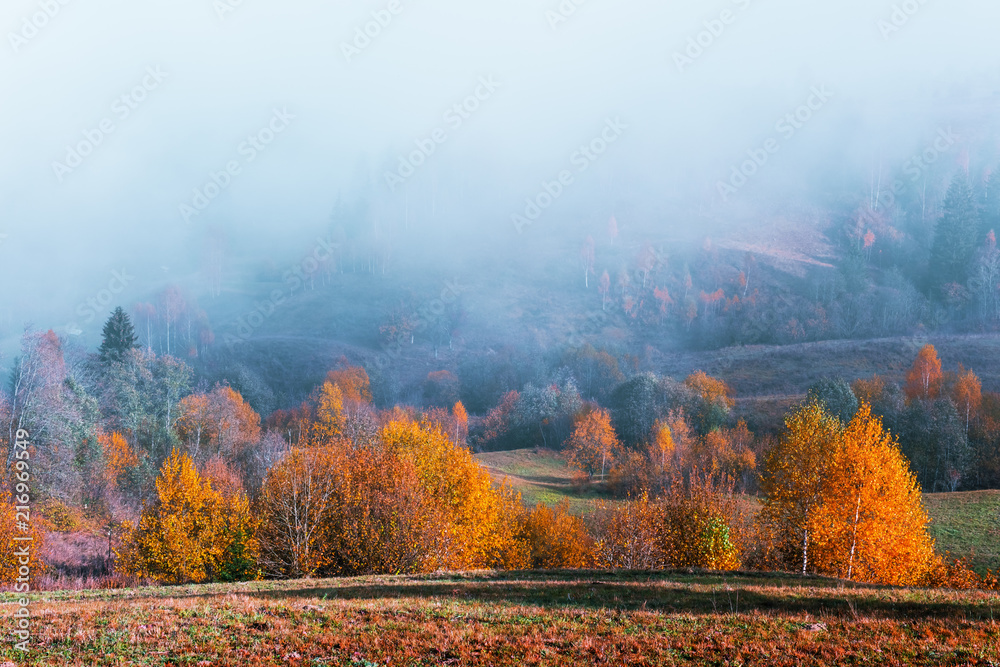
xmin=2 ymin=570 xmax=999 ymax=666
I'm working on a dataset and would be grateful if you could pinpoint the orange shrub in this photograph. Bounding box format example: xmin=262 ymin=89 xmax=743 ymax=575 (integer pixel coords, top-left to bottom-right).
xmin=524 ymin=501 xmax=594 ymax=569
xmin=0 ymin=490 xmax=45 ymax=586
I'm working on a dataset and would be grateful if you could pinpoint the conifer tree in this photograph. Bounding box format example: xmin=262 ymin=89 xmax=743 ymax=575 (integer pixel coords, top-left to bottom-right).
xmin=99 ymin=307 xmax=138 ymax=364
xmin=929 ymin=175 xmax=980 ymax=292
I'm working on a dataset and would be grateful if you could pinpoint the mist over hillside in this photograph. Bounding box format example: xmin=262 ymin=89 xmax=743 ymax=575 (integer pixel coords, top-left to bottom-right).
xmin=4 ymin=0 xmax=1000 ymax=372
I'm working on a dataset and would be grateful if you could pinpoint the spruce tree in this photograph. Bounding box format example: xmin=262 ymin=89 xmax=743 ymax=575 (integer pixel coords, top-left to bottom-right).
xmin=929 ymin=175 xmax=980 ymax=293
xmin=99 ymin=307 xmax=138 ymax=364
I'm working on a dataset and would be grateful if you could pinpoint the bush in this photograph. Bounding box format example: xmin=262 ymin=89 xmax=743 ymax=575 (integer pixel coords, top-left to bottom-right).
xmin=524 ymin=501 xmax=594 ymax=569
xmin=594 ymin=475 xmax=744 ymax=571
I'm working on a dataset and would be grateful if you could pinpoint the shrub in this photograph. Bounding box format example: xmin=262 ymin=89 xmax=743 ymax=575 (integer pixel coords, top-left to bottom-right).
xmin=524 ymin=501 xmax=594 ymax=569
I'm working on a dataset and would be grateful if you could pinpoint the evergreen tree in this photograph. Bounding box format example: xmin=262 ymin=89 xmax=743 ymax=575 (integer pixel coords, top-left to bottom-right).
xmin=99 ymin=307 xmax=138 ymax=364
xmin=807 ymin=378 xmax=859 ymax=425
xmin=929 ymin=175 xmax=980 ymax=293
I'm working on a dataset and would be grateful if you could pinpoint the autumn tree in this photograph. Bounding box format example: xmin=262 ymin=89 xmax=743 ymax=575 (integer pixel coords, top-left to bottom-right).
xmin=324 ymin=363 xmax=372 ymax=404
xmin=952 ymin=365 xmax=982 ymax=434
xmin=0 ymin=490 xmax=45 ymax=585
xmin=174 ymin=385 xmax=260 ymax=462
xmin=684 ymin=371 xmax=734 ymax=434
xmin=100 ymin=430 xmax=140 ymax=491
xmin=257 ymin=442 xmax=444 ymax=578
xmin=762 ymin=402 xmax=939 ymax=585
xmin=380 ymin=419 xmax=529 ymax=570
xmin=595 ymin=474 xmax=743 ymax=572
xmin=452 ymin=401 xmax=469 ymax=446
xmin=116 ymin=449 xmax=258 ymax=584
xmin=904 ymin=344 xmax=943 ymax=401
xmin=256 ymin=446 xmax=339 ymax=577
xmin=566 ymin=407 xmax=620 ymax=479
xmin=310 ymin=381 xmax=345 ymax=445
xmin=759 ymin=401 xmax=842 ymax=575
xmin=807 ymin=405 xmax=937 ymax=585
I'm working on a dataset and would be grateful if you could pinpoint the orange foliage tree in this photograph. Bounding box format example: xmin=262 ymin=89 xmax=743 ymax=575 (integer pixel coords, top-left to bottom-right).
xmin=808 ymin=405 xmax=937 ymax=585
xmin=952 ymin=365 xmax=982 ymax=433
xmin=324 ymin=364 xmax=372 ymax=404
xmin=566 ymin=407 xmax=620 ymax=480
xmin=174 ymin=386 xmax=261 ymax=461
xmin=257 ymin=444 xmax=444 ymax=578
xmin=452 ymin=401 xmax=469 ymax=446
xmin=904 ymin=344 xmax=943 ymax=401
xmin=99 ymin=430 xmax=140 ymax=490
xmin=0 ymin=489 xmax=45 ymax=585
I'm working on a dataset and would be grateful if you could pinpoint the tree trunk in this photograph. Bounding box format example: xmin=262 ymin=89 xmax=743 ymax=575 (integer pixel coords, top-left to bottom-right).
xmin=801 ymin=526 xmax=809 ymax=575
xmin=847 ymin=492 xmax=862 ymax=580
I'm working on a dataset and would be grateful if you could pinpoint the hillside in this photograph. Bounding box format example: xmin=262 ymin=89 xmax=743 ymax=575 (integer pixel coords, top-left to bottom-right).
xmin=3 ymin=570 xmax=997 ymax=665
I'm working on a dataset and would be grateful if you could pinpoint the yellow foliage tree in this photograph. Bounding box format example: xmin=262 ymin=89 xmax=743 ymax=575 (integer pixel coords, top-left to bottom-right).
xmin=952 ymin=365 xmax=982 ymax=433
xmin=380 ymin=419 xmax=529 ymax=570
xmin=310 ymin=382 xmax=345 ymax=444
xmin=759 ymin=401 xmax=842 ymax=575
xmin=452 ymin=401 xmax=469 ymax=445
xmin=116 ymin=449 xmax=258 ymax=584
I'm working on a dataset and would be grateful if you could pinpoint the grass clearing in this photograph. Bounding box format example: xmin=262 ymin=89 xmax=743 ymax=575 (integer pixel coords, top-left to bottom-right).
xmin=2 ymin=570 xmax=998 ymax=665
xmin=925 ymin=491 xmax=1000 ymax=575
